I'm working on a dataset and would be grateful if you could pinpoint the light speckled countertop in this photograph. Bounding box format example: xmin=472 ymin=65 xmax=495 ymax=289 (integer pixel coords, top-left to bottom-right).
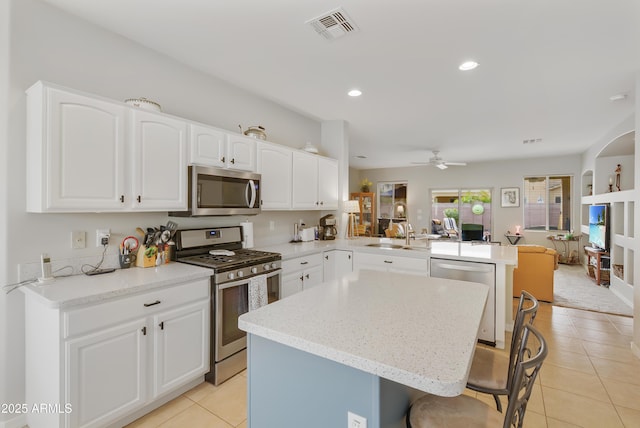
xmin=257 ymin=237 xmax=517 ymax=265
xmin=21 ymin=263 xmax=213 ymax=309
xmin=239 ymin=269 xmax=489 ymax=396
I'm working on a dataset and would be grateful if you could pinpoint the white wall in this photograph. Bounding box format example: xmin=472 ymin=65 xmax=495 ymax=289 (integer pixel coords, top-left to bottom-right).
xmin=0 ymin=0 xmax=11 ymax=424
xmin=352 ymin=154 xmax=583 ymax=246
xmin=2 ymin=0 xmax=329 ymax=423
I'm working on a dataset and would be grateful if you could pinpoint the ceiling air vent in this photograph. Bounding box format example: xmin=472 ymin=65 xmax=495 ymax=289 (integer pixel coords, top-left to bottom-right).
xmin=523 ymin=138 xmax=543 ymax=144
xmin=306 ymin=7 xmax=359 ymax=41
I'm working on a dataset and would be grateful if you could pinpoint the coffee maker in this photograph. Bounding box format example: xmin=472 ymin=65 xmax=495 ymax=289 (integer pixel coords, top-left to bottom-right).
xmin=319 ymin=214 xmax=338 ymax=240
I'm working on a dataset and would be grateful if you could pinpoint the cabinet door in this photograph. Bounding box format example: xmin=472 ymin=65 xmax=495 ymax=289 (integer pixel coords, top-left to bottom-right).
xmin=353 ymin=252 xmax=392 ymax=272
xmin=226 ymin=134 xmax=256 ymax=171
xmin=302 ymin=265 xmax=323 ymax=290
xmin=66 ymin=318 xmax=147 ymax=428
xmin=335 ymin=250 xmax=353 ymax=278
xmin=324 ymin=250 xmax=353 ymax=281
xmin=189 ymin=123 xmax=226 ymax=167
xmin=323 ymin=251 xmax=337 ymax=281
xmin=153 ymin=300 xmax=209 ymax=397
xmin=281 ymin=272 xmax=303 ymax=298
xmin=257 ymin=142 xmax=292 ymax=209
xmin=318 ymin=157 xmax=339 ymax=210
xmin=131 ymin=110 xmax=188 ymax=210
xmin=387 ymin=256 xmax=428 ymax=276
xmin=292 ymin=151 xmax=319 ymax=209
xmin=29 ymin=86 xmax=127 ymax=212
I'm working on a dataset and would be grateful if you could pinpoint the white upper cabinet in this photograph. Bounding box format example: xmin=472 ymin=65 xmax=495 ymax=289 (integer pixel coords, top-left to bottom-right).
xmin=257 ymin=141 xmax=292 ymax=210
xmin=318 ymin=157 xmax=339 ymax=210
xmin=189 ymin=124 xmax=256 ymax=171
xmin=292 ymin=151 xmax=320 ymax=209
xmin=130 ymin=110 xmax=188 ymax=210
xmin=189 ymin=124 xmax=226 ymax=168
xmin=292 ymin=151 xmax=339 ymax=210
xmin=26 ymin=82 xmax=127 ymax=212
xmin=226 ymin=134 xmax=257 ymax=171
xmin=26 ymin=81 xmax=188 ymax=212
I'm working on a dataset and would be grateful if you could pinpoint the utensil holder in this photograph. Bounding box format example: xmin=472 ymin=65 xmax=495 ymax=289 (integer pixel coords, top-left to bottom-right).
xmin=119 ymin=254 xmax=132 ymax=269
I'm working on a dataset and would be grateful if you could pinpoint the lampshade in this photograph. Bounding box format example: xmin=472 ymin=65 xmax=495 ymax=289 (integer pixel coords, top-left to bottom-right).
xmin=343 ymin=200 xmax=360 ymax=214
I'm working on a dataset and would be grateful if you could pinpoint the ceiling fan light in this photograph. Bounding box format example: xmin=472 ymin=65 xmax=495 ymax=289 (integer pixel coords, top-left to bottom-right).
xmin=436 ymin=163 xmax=448 ymax=170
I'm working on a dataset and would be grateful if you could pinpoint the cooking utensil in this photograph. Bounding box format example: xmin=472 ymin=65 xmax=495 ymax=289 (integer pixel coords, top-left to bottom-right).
xmin=238 ymin=125 xmax=266 ymax=140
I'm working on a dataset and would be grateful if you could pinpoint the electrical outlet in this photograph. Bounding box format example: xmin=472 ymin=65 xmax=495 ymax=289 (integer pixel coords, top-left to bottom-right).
xmin=96 ymin=229 xmax=110 ymax=247
xmin=348 ymin=411 xmax=367 ymax=428
xmin=71 ymin=231 xmax=86 ymax=249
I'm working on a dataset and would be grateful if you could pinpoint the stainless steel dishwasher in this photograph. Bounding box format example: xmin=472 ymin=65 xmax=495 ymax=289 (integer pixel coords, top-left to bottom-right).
xmin=430 ymin=258 xmax=495 ymax=345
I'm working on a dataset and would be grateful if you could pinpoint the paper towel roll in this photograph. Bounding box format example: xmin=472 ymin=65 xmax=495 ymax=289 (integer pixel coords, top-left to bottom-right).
xmin=240 ymin=221 xmax=254 ymax=248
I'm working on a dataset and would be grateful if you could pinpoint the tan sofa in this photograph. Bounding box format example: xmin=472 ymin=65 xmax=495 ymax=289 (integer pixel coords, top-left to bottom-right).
xmin=513 ymin=245 xmax=559 ymax=302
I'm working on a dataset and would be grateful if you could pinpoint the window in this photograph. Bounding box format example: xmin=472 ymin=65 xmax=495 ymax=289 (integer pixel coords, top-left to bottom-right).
xmin=523 ymin=176 xmax=572 ymax=231
xmin=431 ymin=188 xmax=493 ymax=241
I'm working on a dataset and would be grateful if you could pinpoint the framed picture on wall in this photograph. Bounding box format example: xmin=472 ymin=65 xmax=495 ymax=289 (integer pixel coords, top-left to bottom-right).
xmin=501 ymin=187 xmax=520 ymax=207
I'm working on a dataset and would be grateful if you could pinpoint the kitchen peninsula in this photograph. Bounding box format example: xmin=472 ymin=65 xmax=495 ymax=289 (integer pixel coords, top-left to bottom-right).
xmin=238 ymin=269 xmax=489 ymax=428
xmin=258 ymin=237 xmax=518 ymax=349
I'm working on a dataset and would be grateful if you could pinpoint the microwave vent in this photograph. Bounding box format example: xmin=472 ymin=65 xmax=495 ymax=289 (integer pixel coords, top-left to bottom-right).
xmin=305 ymin=7 xmax=359 ymax=41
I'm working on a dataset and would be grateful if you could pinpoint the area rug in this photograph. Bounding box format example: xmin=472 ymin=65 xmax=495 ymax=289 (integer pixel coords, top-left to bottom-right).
xmin=553 ymin=264 xmax=633 ymax=317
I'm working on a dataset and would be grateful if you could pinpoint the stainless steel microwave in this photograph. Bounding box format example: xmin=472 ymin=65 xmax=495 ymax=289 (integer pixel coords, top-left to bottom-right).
xmin=170 ymin=165 xmax=261 ymax=216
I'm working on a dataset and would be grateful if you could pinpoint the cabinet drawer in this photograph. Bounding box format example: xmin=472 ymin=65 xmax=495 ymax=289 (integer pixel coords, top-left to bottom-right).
xmin=64 ymin=279 xmax=210 ymax=338
xmin=282 ymin=253 xmax=323 ymax=273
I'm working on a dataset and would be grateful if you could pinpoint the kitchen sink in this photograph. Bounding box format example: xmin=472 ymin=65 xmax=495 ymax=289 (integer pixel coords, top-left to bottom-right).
xmin=366 ymin=243 xmax=413 ymax=250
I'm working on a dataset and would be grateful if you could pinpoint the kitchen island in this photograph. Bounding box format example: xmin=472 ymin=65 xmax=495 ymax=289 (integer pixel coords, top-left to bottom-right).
xmin=238 ymin=269 xmax=489 ymax=428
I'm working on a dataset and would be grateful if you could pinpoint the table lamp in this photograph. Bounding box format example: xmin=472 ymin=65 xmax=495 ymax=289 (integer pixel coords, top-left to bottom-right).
xmin=344 ymin=200 xmax=361 ymax=239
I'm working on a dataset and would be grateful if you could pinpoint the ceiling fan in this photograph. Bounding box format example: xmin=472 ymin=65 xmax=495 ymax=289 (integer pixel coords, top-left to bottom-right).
xmin=411 ymin=150 xmax=467 ymax=170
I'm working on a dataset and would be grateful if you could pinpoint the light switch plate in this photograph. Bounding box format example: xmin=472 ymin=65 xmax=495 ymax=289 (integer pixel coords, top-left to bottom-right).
xmin=71 ymin=231 xmax=86 ymax=249
xmin=348 ymin=411 xmax=367 ymax=428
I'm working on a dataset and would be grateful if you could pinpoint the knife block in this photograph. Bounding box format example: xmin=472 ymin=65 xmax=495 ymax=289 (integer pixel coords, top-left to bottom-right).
xmin=136 ymin=245 xmax=157 ymax=268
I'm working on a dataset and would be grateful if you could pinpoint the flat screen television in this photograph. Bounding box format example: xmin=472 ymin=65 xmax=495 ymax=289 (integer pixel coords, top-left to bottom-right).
xmin=588 ymin=204 xmax=609 ymax=251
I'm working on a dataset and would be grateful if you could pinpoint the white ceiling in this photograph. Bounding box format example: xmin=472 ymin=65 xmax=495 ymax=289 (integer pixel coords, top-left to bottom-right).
xmin=40 ymin=0 xmax=640 ymax=169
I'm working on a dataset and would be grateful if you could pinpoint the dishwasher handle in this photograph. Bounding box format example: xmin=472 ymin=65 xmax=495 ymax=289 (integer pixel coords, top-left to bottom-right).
xmin=433 ymin=262 xmax=494 ymax=273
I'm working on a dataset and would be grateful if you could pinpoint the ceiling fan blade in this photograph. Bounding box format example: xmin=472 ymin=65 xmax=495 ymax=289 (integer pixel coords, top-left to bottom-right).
xmin=435 ymin=163 xmax=448 ymax=170
xmin=443 ymin=162 xmax=467 ymax=166
xmin=410 ymin=161 xmax=430 ymax=165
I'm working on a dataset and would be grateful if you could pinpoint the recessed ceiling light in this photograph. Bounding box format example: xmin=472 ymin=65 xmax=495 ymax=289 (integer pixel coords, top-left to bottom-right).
xmin=458 ymin=61 xmax=479 ymax=71
xmin=348 ymin=89 xmax=362 ymax=97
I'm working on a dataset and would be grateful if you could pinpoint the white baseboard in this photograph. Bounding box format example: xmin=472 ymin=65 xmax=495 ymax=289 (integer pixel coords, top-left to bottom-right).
xmin=0 ymin=413 xmax=27 ymax=428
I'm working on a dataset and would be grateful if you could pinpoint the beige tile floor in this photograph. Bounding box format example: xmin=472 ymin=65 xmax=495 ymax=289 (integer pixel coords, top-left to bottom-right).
xmin=127 ymin=302 xmax=639 ymax=428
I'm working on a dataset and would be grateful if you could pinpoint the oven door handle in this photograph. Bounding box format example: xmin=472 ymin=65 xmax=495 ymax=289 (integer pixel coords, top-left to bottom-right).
xmin=217 ymin=269 xmax=281 ymax=290
xmin=245 ymin=180 xmax=257 ymax=208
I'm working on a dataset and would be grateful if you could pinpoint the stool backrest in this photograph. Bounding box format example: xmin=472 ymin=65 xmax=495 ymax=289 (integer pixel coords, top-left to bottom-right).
xmin=503 ymin=324 xmax=547 ymax=428
xmin=507 ymin=291 xmax=539 ymax=392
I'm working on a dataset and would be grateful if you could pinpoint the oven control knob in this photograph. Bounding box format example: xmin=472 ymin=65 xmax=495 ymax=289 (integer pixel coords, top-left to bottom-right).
xmin=237 ymin=270 xmax=244 ymax=278
xmin=271 ymin=262 xmax=278 ymax=269
xmin=227 ymin=272 xmax=235 ymax=280
xmin=251 ymin=267 xmax=258 ymax=274
xmin=263 ymin=264 xmax=270 ymax=271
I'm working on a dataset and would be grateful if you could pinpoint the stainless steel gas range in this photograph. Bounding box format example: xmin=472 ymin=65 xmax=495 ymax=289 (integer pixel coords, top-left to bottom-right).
xmin=174 ymin=226 xmax=281 ymax=385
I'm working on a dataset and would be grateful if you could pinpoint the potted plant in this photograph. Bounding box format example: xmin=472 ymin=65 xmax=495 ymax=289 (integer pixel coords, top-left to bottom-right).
xmin=360 ymin=178 xmax=373 ymax=193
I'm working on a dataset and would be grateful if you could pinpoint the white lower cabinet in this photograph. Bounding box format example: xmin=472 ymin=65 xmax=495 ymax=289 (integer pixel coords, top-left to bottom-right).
xmin=353 ymin=252 xmax=428 ymax=276
xmin=323 ymin=250 xmax=353 ymax=281
xmin=281 ymin=253 xmax=323 ymax=298
xmin=24 ymin=279 xmax=210 ymax=428
xmin=67 ymin=318 xmax=147 ymax=428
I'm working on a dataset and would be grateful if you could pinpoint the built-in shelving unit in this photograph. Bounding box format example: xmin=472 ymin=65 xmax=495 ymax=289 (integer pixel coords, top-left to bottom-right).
xmin=580 ymin=131 xmax=635 ymax=306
